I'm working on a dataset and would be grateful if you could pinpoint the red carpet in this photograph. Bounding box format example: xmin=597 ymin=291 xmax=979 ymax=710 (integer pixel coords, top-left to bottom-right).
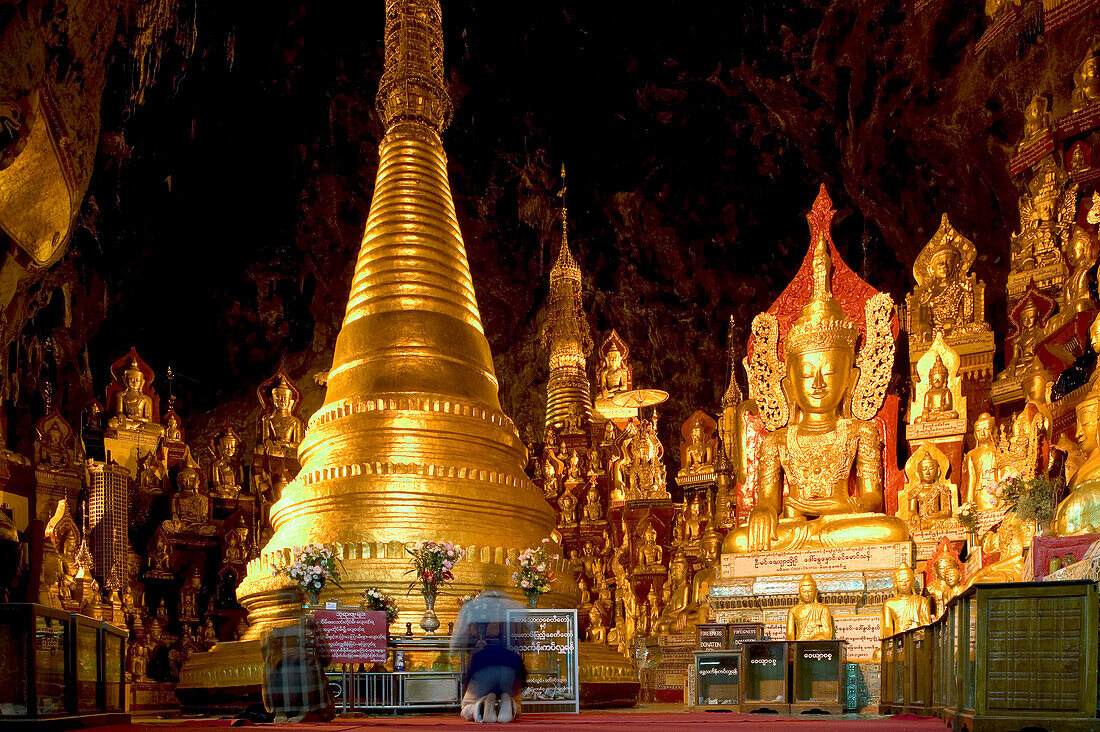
xmin=103 ymin=712 xmax=949 ymax=731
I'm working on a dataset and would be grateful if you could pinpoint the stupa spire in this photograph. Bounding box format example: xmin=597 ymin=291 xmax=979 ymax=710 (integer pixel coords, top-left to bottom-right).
xmin=236 ymin=0 xmax=564 ymax=632
xmin=542 ymin=165 xmax=593 ymax=433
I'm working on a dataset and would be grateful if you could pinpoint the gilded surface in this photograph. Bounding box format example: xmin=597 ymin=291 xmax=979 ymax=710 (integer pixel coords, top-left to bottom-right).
xmin=909 ymin=334 xmax=966 ymax=425
xmin=906 ymin=215 xmax=987 ymax=346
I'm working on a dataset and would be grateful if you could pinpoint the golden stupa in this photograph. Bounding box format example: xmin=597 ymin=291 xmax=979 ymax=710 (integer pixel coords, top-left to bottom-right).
xmin=179 ymin=0 xmax=573 ymax=692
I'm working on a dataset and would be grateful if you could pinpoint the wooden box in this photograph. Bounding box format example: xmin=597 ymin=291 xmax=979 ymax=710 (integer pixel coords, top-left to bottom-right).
xmin=696 ymin=624 xmax=726 ymax=651
xmin=725 ymin=622 xmax=764 ymax=649
xmin=791 ymin=640 xmax=846 ymax=714
xmin=691 ymin=650 xmax=740 ymax=711
xmin=740 ymin=640 xmax=789 ymax=713
xmin=955 ymin=580 xmax=1100 ymax=732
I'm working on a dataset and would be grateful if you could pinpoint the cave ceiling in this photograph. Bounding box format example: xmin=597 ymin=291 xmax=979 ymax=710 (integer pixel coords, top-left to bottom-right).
xmin=1 ymin=0 xmax=1095 ymax=467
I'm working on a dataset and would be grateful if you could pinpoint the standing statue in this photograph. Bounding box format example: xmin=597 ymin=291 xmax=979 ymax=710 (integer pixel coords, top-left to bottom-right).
xmin=965 ymin=413 xmax=1000 ymax=511
xmin=557 ymin=487 xmax=578 ymax=526
xmin=880 ymin=565 xmax=931 ymax=638
xmin=725 ymin=222 xmax=907 ymax=554
xmin=568 ymin=450 xmax=584 ymax=480
xmin=258 ymin=374 xmax=304 ymax=458
xmin=674 ymin=529 xmax=722 ymax=630
xmin=209 ymin=423 xmax=243 ymax=497
xmin=786 ymin=574 xmax=835 ymax=641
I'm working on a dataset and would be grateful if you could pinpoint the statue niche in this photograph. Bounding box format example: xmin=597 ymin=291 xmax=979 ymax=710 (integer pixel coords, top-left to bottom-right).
xmin=726 ymin=186 xmax=908 ymax=555
xmin=906 ymin=216 xmax=987 ymax=347
xmin=105 ymin=350 xmax=164 ymax=436
xmin=677 ymin=411 xmax=718 ymax=479
xmin=909 ymin=334 xmax=965 ymax=427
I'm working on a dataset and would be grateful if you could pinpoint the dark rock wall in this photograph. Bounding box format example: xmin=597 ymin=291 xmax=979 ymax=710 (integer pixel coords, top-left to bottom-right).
xmin=3 ymin=1 xmax=1098 ymax=473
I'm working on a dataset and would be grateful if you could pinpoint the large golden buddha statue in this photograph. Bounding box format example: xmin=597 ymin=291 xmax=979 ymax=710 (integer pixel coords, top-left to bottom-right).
xmin=107 ymin=356 xmax=165 ymax=436
xmin=1053 ymin=390 xmax=1100 ymax=536
xmin=724 ymin=192 xmax=908 ymax=554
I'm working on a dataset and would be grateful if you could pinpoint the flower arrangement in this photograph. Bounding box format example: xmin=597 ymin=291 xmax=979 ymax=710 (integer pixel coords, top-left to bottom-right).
xmin=956 ymin=503 xmax=979 ymax=535
xmin=511 ymin=544 xmax=558 ymax=606
xmin=997 ymin=473 xmax=1062 ymax=525
xmin=407 ymin=541 xmax=464 ymax=595
xmin=272 ymin=543 xmax=341 ymax=604
xmin=361 ymin=587 xmax=400 ymax=624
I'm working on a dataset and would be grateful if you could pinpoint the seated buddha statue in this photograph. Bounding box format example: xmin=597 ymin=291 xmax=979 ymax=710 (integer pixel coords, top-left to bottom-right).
xmin=209 ymin=428 xmax=242 ymax=497
xmin=1054 ymin=390 xmax=1100 ymax=536
xmin=260 ymin=376 xmax=303 ymax=458
xmin=1071 ymin=46 xmax=1100 ymax=113
xmin=786 ymin=574 xmax=834 ymax=641
xmin=904 ymin=450 xmax=954 ymax=532
xmin=965 ymin=513 xmax=1036 ymax=586
xmin=681 ymin=420 xmax=714 ymax=474
xmin=598 ymin=343 xmax=629 ymax=399
xmin=654 ymin=553 xmax=691 ymax=636
xmin=636 ymin=523 xmax=665 ymax=572
xmin=673 ymin=529 xmax=722 ymax=631
xmin=37 ymin=422 xmax=72 ymax=470
xmin=999 ymin=300 xmax=1042 ymax=380
xmin=161 ymin=451 xmax=215 ymax=536
xmin=108 ymin=359 xmax=165 ymax=435
xmin=880 ymin=565 xmax=931 ymax=638
xmin=722 ymin=235 xmax=909 ymax=555
xmin=581 ymin=479 xmax=604 ymax=523
xmin=915 ymin=355 xmax=957 ymax=423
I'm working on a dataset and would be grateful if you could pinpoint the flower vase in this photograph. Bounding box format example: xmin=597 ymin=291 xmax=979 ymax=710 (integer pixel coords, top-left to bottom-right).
xmin=420 ymin=588 xmax=441 ymax=634
xmin=304 ymin=588 xmax=321 ymax=608
xmin=526 ymin=593 xmax=539 ymax=609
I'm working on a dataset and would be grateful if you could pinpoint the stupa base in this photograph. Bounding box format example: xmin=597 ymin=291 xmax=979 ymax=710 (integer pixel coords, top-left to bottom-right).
xmin=175 ymin=639 xmax=264 ymax=708
xmin=579 ymin=641 xmax=641 ymax=708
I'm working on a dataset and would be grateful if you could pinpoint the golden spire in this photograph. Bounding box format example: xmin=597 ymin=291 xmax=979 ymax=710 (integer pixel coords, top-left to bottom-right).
xmin=542 ymin=165 xmax=593 ymax=433
xmin=236 ymin=0 xmax=566 ymax=633
xmin=785 ymin=186 xmax=859 ymax=357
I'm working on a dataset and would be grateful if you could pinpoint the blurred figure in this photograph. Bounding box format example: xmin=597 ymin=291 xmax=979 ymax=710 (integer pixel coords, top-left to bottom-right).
xmin=453 ymin=590 xmax=527 ymax=723
xmin=260 ymin=616 xmax=335 ymax=722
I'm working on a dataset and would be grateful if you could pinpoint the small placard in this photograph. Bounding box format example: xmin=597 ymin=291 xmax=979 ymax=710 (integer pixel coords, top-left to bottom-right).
xmin=313 ymin=609 xmax=388 ymax=664
xmin=506 ymin=609 xmax=580 ymax=714
xmin=1009 ymin=133 xmax=1055 ymax=176
xmin=697 ymin=624 xmax=726 ymax=651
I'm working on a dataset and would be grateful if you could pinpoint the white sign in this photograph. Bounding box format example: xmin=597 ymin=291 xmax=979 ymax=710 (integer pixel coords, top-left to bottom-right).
xmin=722 ymin=542 xmax=912 ymax=579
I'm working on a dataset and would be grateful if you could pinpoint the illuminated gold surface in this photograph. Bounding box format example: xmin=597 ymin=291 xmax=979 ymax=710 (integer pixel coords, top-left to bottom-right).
xmin=898 ymin=442 xmax=957 ymax=532
xmin=1054 ymin=389 xmax=1100 ymax=535
xmin=723 ymin=188 xmax=907 ymax=556
xmin=910 ymin=334 xmax=965 ymax=425
xmin=786 ymin=574 xmax=834 ymax=641
xmin=906 ymin=215 xmax=987 ymax=346
xmin=880 ymin=564 xmax=931 ymax=637
xmin=201 ymin=0 xmax=572 ymax=663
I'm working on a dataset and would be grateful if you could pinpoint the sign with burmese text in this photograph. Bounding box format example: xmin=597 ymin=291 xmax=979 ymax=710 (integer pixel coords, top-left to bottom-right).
xmin=313 ymin=610 xmax=388 ymax=664
xmin=506 ymin=609 xmax=580 ymax=714
xmin=722 ymin=542 xmax=911 ymax=579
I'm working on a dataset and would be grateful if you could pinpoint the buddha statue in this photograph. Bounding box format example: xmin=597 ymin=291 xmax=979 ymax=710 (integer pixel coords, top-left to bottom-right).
xmin=557 ymin=487 xmax=578 ymax=526
xmin=681 ymin=418 xmax=714 ymax=474
xmin=107 ymin=358 xmax=164 ymax=435
xmin=146 ymin=532 xmax=172 ymax=577
xmin=209 ymin=425 xmax=243 ymax=497
xmin=880 ymin=565 xmax=931 ymax=638
xmin=586 ymin=602 xmax=609 ymax=644
xmin=723 ymin=234 xmax=908 ymax=554
xmin=654 ymin=553 xmax=691 ymax=636
xmin=598 ymin=342 xmax=630 ymax=399
xmin=223 ymin=528 xmax=246 ymax=566
xmin=581 ymin=479 xmax=604 ymax=523
xmin=162 ymin=449 xmax=214 ymax=535
xmin=965 ymin=514 xmax=1035 ymax=586
xmin=926 ymin=552 xmax=963 ymax=618
xmin=577 ymin=575 xmax=592 ymax=610
xmin=1063 ymin=226 xmax=1098 ymax=314
xmin=674 ymin=529 xmax=722 ymax=631
xmin=541 ymin=448 xmax=562 ymax=499
xmin=1071 ymin=46 xmax=1100 ymax=113
xmin=1054 ymin=391 xmax=1100 ymax=535
xmin=786 ymin=574 xmax=834 ymax=641
xmin=903 ymin=448 xmax=955 ymax=532
xmin=587 ymin=446 xmax=604 ymax=475
xmin=1018 ymin=94 xmax=1051 ymax=150
xmin=999 ymin=300 xmax=1044 ymax=380
xmin=260 ymin=375 xmax=304 ymax=458
xmin=636 ymin=522 xmax=665 ymax=572
xmin=917 ymin=243 xmax=973 ymax=338
xmin=568 ymin=450 xmax=584 ymax=480
xmin=164 ymin=410 xmax=183 ymax=443
xmin=179 ymin=567 xmax=202 ymax=621
xmin=645 ymin=585 xmax=661 ymax=636
xmin=965 ymin=413 xmax=1000 ymax=511
xmin=128 ymin=641 xmax=149 ymax=680
xmin=915 ymin=355 xmax=957 ymax=423
xmin=683 ymin=494 xmax=705 ymax=547
xmin=602 ymin=421 xmax=616 ymax=445
xmin=36 ymin=420 xmax=72 ymax=470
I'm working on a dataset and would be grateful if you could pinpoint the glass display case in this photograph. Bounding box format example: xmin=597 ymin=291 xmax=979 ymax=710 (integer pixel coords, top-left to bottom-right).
xmin=691 ymin=650 xmax=740 ymax=710
xmin=904 ymin=627 xmax=931 ymax=716
xmin=0 ymin=604 xmax=128 ymax=726
xmin=790 ymin=640 xmax=846 ymax=714
xmin=741 ymin=640 xmax=788 ymax=713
